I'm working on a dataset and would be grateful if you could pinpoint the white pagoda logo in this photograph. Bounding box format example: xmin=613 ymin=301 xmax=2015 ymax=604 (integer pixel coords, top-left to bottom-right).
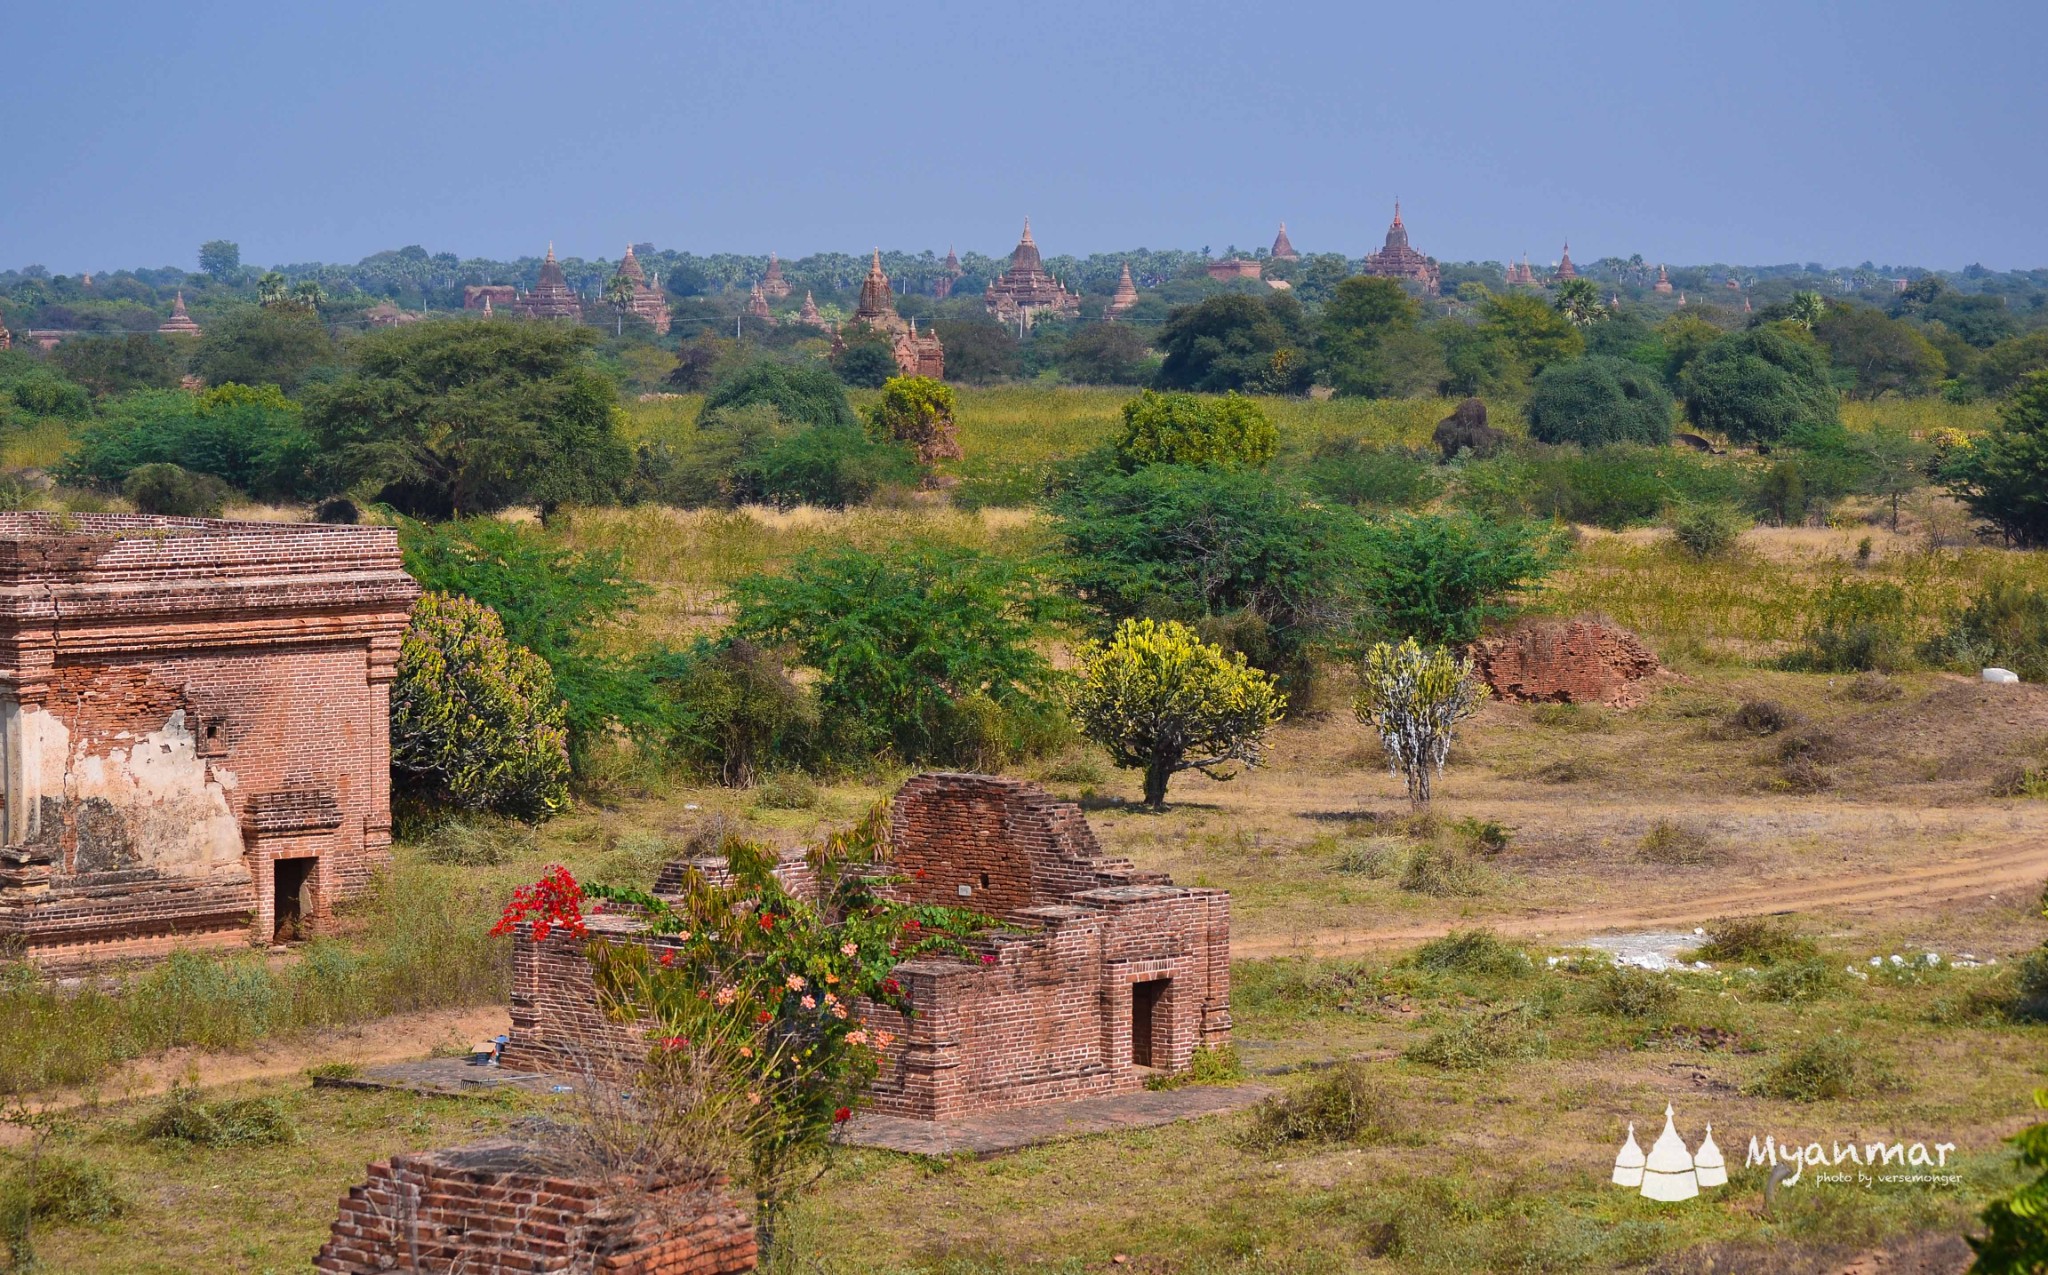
xmin=1613 ymin=1105 xmax=1726 ymax=1202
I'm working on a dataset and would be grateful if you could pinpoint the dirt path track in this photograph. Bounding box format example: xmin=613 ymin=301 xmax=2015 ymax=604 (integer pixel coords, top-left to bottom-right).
xmin=1236 ymin=835 xmax=2048 ymax=958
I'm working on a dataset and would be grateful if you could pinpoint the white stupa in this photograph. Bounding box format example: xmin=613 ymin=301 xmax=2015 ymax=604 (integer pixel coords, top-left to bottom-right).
xmin=1693 ymin=1123 xmax=1727 ymax=1189
xmin=1640 ymin=1104 xmax=1700 ymax=1202
xmin=1611 ymin=1122 xmax=1645 ymax=1187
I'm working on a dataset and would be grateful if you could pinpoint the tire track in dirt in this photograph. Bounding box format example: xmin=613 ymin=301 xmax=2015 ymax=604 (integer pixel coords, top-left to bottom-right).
xmin=1236 ymin=836 xmax=2048 ymax=958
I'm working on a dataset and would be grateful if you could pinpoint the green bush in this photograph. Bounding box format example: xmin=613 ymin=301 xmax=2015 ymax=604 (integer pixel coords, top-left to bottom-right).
xmin=1921 ymin=577 xmax=2048 ymax=682
xmin=1410 ymin=930 xmax=1530 ymax=977
xmin=1400 ymin=843 xmax=1486 ymax=897
xmin=1527 ymin=355 xmax=1674 ymax=447
xmin=135 ymin=1083 xmax=297 ymax=1147
xmin=0 ymin=1153 xmax=126 ymax=1227
xmin=751 ymin=771 xmax=819 ymax=811
xmin=1406 ymin=1006 xmax=1547 ymax=1070
xmin=1748 ymin=1035 xmax=1893 ymax=1102
xmin=1113 ymin=390 xmax=1277 ymax=470
xmin=652 ymin=638 xmax=817 ymax=788
xmin=1681 ymin=327 xmax=1840 ymax=446
xmin=704 ymin=357 xmax=857 ymax=430
xmin=1297 ymin=440 xmax=1444 ymax=510
xmin=1238 ymin=1064 xmax=1396 ymax=1150
xmin=1584 ymin=965 xmax=1678 ymax=1018
xmin=1941 ymin=373 xmax=2048 ymax=547
xmin=122 ymin=463 xmax=233 ymax=517
xmin=0 ymin=356 xmax=90 ymax=419
xmin=62 ymin=383 xmax=316 ymax=499
xmin=1754 ymin=958 xmax=1839 ymax=1004
xmin=1670 ymin=502 xmax=1747 ymax=558
xmin=1692 ymin=916 xmax=1817 ymax=966
xmin=391 ymin=592 xmax=572 ymax=818
xmin=1637 ymin=819 xmax=1723 ymax=866
xmin=1358 ymin=512 xmax=1560 ymax=644
xmin=1783 ymin=579 xmax=1912 ymax=673
xmin=735 ymin=424 xmax=918 ymax=509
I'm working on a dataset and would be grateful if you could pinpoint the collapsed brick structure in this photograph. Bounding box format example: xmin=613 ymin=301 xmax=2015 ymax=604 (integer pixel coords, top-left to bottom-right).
xmin=315 ymin=1141 xmax=756 ymax=1274
xmin=0 ymin=514 xmax=419 ymax=965
xmin=1470 ymin=617 xmax=1662 ymax=708
xmin=1205 ymin=257 xmax=1263 ymax=282
xmin=504 ymin=774 xmax=1232 ymax=1120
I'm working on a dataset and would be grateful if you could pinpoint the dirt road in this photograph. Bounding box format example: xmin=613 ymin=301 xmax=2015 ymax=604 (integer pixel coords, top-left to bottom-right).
xmin=1236 ymin=835 xmax=2048 ymax=958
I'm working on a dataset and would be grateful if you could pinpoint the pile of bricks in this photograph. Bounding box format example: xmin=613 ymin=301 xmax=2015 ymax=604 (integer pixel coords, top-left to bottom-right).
xmin=1469 ymin=616 xmax=1663 ymax=708
xmin=315 ymin=1140 xmax=756 ymax=1274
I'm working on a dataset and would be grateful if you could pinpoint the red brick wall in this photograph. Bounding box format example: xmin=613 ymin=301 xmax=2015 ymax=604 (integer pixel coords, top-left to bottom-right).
xmin=315 ymin=1140 xmax=756 ymax=1274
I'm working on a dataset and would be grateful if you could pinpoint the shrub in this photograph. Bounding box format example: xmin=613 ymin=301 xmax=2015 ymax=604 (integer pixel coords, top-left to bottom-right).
xmin=1238 ymin=1064 xmax=1396 ymax=1150
xmin=2015 ymin=947 xmax=2048 ymax=1022
xmin=1776 ymin=754 xmax=1835 ymax=793
xmin=1585 ymin=965 xmax=1678 ymax=1018
xmin=1968 ymin=1088 xmax=2048 ymax=1273
xmin=1401 ymin=844 xmax=1486 ymax=896
xmin=1637 ymin=819 xmax=1722 ymax=866
xmin=751 ymin=771 xmax=819 ymax=811
xmin=61 ymin=383 xmax=316 ymax=499
xmin=653 ymin=639 xmax=818 ymax=788
xmin=1334 ymin=838 xmax=1407 ymax=878
xmin=1941 ymin=372 xmax=2048 ymax=547
xmin=1777 ymin=732 xmax=1848 ymax=765
xmin=1748 ymin=1035 xmax=1893 ymax=1102
xmin=1355 ymin=639 xmax=1490 ymax=806
xmin=1113 ymin=390 xmax=1277 ymax=470
xmin=735 ymin=424 xmax=919 ymax=509
xmin=1298 ymin=439 xmax=1444 ymax=510
xmin=1920 ymin=577 xmax=2048 ymax=682
xmin=1843 ymin=671 xmax=1904 ymax=702
xmin=1147 ymin=1043 xmax=1244 ymax=1091
xmin=1692 ymin=917 xmax=1817 ymax=966
xmin=1069 ymin=618 xmax=1285 ymax=807
xmin=831 ymin=340 xmax=897 ymax=389
xmin=391 ymin=592 xmax=572 ymax=818
xmin=0 ymin=1153 xmax=126 ymax=1227
xmin=1670 ymin=503 xmax=1747 ymax=559
xmin=1755 ymin=958 xmax=1839 ymax=1004
xmin=122 ymin=463 xmax=233 ymax=517
xmin=1527 ymin=355 xmax=1674 ymax=447
xmin=135 ymin=1083 xmax=298 ymax=1147
xmin=1410 ymin=929 xmax=1530 ymax=977
xmin=1783 ymin=579 xmax=1912 ymax=673
xmin=1357 ymin=513 xmax=1561 ymax=645
xmin=1451 ymin=817 xmax=1513 ymax=855
xmin=1724 ymin=700 xmax=1794 ymax=737
xmin=703 ymin=357 xmax=856 ymax=430
xmin=1681 ymin=326 xmax=1840 ymax=446
xmin=414 ymin=814 xmax=541 ymax=867
xmin=1406 ymin=1006 xmax=1547 ymax=1070
xmin=865 ymin=376 xmax=961 ymax=471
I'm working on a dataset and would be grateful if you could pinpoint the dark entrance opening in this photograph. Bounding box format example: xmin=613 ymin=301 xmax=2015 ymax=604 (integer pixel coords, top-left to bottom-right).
xmin=274 ymin=857 xmax=315 ymax=943
xmin=1131 ymin=979 xmax=1169 ymax=1068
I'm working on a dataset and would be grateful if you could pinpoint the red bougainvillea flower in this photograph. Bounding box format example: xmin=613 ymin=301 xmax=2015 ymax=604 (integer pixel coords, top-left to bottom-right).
xmin=882 ymin=977 xmax=901 ymax=995
xmin=757 ymin=1010 xmax=772 ymax=1024
xmin=914 ymin=869 xmax=926 ymax=880
xmin=659 ymin=950 xmax=675 ymax=967
xmin=833 ymin=1106 xmax=851 ymax=1123
xmin=758 ymin=913 xmax=776 ymax=931
xmin=490 ymin=865 xmax=586 ymax=942
xmin=980 ymin=953 xmax=997 ymax=965
xmin=660 ymin=1035 xmax=688 ymax=1052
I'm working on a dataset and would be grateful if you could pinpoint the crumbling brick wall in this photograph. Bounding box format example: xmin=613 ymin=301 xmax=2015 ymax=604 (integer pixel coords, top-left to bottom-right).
xmin=0 ymin=514 xmax=418 ymax=966
xmin=503 ymin=774 xmax=1232 ymax=1120
xmin=1469 ymin=617 xmax=1662 ymax=708
xmin=315 ymin=1140 xmax=756 ymax=1274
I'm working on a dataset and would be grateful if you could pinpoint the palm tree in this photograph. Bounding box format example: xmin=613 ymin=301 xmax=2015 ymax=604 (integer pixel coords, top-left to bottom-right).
xmin=289 ymin=279 xmax=326 ymax=311
xmin=1788 ymin=291 xmax=1827 ymax=331
xmin=257 ymin=272 xmax=289 ymax=306
xmin=602 ymin=271 xmax=636 ymax=337
xmin=1554 ymin=277 xmax=1605 ymax=328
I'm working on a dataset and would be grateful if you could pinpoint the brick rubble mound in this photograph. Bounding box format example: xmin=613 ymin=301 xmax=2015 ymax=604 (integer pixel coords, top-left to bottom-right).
xmin=1470 ymin=617 xmax=1662 ymax=707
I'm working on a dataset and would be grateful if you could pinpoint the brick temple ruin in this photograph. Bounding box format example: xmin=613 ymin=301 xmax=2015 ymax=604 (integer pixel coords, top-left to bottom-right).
xmin=0 ymin=514 xmax=420 ymax=966
xmin=504 ymin=773 xmax=1232 ymax=1120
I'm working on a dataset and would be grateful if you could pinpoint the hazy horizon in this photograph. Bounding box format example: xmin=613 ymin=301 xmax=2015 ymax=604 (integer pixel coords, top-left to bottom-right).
xmin=5 ymin=0 xmax=2043 ymax=275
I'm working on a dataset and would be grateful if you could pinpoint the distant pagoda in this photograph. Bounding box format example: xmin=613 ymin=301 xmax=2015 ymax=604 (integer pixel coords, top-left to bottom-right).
xmin=761 ymin=252 xmax=792 ymax=300
xmin=846 ymin=251 xmax=942 ymax=377
xmin=523 ymin=244 xmax=583 ymax=320
xmin=797 ymin=290 xmax=826 ymax=327
xmin=747 ymin=282 xmax=776 ymax=324
xmin=852 ymin=250 xmax=904 ymax=333
xmin=1554 ymin=243 xmax=1578 ymax=281
xmin=157 ymin=291 xmax=202 ymax=335
xmin=1270 ymin=221 xmax=1300 ymax=261
xmin=1105 ymin=262 xmax=1139 ymax=319
xmin=935 ymin=244 xmax=963 ymax=299
xmin=984 ymin=219 xmax=1080 ymax=329
xmin=1653 ymin=263 xmax=1673 ymax=294
xmin=1361 ymin=203 xmax=1440 ymax=295
xmin=1505 ymin=255 xmax=1537 ymax=287
xmin=617 ymin=244 xmax=671 ymax=334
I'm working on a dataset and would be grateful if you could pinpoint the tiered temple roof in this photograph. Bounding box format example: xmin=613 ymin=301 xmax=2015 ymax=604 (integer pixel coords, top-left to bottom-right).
xmin=747 ymin=283 xmax=776 ymax=324
xmin=761 ymin=253 xmax=791 ymax=300
xmin=852 ymin=250 xmax=906 ymax=334
xmin=1554 ymin=243 xmax=1577 ymax=281
xmin=936 ymin=244 xmax=963 ymax=299
xmin=617 ymin=244 xmax=671 ymax=334
xmin=1360 ymin=203 xmax=1440 ymax=295
xmin=893 ymin=320 xmax=945 ymax=380
xmin=984 ymin=219 xmax=1080 ymax=329
xmin=1270 ymin=221 xmax=1299 ymax=261
xmin=1105 ymin=262 xmax=1139 ymax=319
xmin=1505 ymin=255 xmax=1537 ymax=287
xmin=797 ymin=290 xmax=826 ymax=327
xmin=522 ymin=244 xmax=583 ymax=320
xmin=1653 ymin=264 xmax=1673 ymax=294
xmin=157 ymin=291 xmax=202 ymax=335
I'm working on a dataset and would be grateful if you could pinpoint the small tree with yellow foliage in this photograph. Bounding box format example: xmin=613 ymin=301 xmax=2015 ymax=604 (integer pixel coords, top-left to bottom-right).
xmin=1353 ymin=638 xmax=1488 ymax=805
xmin=1070 ymin=618 xmax=1285 ymax=807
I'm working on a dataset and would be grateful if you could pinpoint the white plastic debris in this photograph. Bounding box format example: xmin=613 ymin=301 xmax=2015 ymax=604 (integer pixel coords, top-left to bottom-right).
xmin=1983 ymin=667 xmax=2021 ymax=684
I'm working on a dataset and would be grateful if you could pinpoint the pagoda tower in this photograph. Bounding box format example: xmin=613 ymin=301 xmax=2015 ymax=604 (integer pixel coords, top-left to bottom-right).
xmin=761 ymin=253 xmax=792 ymax=300
xmin=1270 ymin=221 xmax=1300 ymax=261
xmin=1554 ymin=242 xmax=1578 ymax=281
xmin=984 ymin=218 xmax=1080 ymax=330
xmin=935 ymin=244 xmax=963 ymax=299
xmin=797 ymin=290 xmax=826 ymax=328
xmin=747 ymin=283 xmax=776 ymax=324
xmin=617 ymin=244 xmax=671 ymax=334
xmin=523 ymin=244 xmax=583 ymax=320
xmin=1360 ymin=202 xmax=1440 ymax=295
xmin=1105 ymin=262 xmax=1140 ymax=319
xmin=1653 ymin=263 xmax=1673 ymax=294
xmin=157 ymin=291 xmax=202 ymax=335
xmin=852 ymin=250 xmax=906 ymax=333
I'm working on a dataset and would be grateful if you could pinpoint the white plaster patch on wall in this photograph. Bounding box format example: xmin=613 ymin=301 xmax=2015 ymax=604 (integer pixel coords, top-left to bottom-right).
xmin=40 ymin=708 xmax=245 ymax=873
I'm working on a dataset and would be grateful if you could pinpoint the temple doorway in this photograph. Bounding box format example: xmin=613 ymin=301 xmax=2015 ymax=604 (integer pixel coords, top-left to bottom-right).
xmin=1131 ymin=979 xmax=1169 ymax=1068
xmin=274 ymin=857 xmax=315 ymax=943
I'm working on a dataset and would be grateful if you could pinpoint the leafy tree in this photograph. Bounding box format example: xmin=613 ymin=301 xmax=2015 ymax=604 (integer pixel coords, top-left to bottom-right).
xmin=1812 ymin=305 xmax=1945 ymax=398
xmin=192 ymin=305 xmax=339 ymax=393
xmin=1527 ymin=355 xmax=1674 ymax=447
xmin=728 ymin=545 xmax=1061 ymax=765
xmin=831 ymin=340 xmax=897 ymax=389
xmin=1553 ymin=277 xmax=1606 ymax=329
xmin=1070 ymin=618 xmax=1285 ymax=807
xmin=1943 ymin=372 xmax=2048 ymax=546
xmin=1921 ymin=578 xmax=2048 ymax=684
xmin=602 ymin=270 xmax=637 ymax=337
xmin=1156 ymin=293 xmax=1310 ymax=394
xmin=1849 ymin=422 xmax=1932 ymax=530
xmin=61 ymin=383 xmax=317 ymax=499
xmin=399 ymin=518 xmax=651 ymax=759
xmin=48 ymin=333 xmax=184 ymax=397
xmin=1113 ymin=390 xmax=1276 ymax=470
xmin=1477 ymin=292 xmax=1584 ymax=376
xmin=933 ymin=318 xmax=1020 ymax=383
xmin=735 ymin=425 xmax=917 ymax=508
xmin=1976 ymin=331 xmax=2048 ymax=397
xmin=704 ymin=358 xmax=856 ymax=430
xmin=1317 ymin=276 xmax=1420 ymax=398
xmin=1050 ymin=464 xmax=1368 ymax=692
xmin=198 ymin=240 xmax=240 ymax=280
xmin=1354 ymin=638 xmax=1489 ymax=805
xmin=652 ymin=638 xmax=818 ymax=787
xmin=0 ymin=353 xmax=90 ymax=420
xmin=1681 ymin=326 xmax=1839 ymax=445
xmin=122 ymin=463 xmax=232 ymax=517
xmin=306 ymin=319 xmax=630 ymax=518
xmin=865 ymin=376 xmax=960 ymax=470
xmin=1787 ymin=291 xmax=1827 ymax=330
xmin=391 ymin=591 xmax=571 ymax=818
xmin=1356 ymin=513 xmax=1559 ymax=644
xmin=1968 ymin=1088 xmax=2048 ymax=1273
xmin=1058 ymin=322 xmax=1153 ymax=385
xmin=1655 ymin=313 xmax=1727 ymax=389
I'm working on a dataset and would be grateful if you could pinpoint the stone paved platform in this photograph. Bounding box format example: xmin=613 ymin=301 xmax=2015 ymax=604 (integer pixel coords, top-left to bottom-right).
xmin=313 ymin=1058 xmax=561 ymax=1098
xmin=842 ymin=1083 xmax=1273 ymax=1157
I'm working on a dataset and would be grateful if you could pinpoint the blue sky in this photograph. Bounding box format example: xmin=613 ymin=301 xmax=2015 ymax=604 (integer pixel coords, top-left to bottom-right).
xmin=3 ymin=0 xmax=2042 ymax=273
